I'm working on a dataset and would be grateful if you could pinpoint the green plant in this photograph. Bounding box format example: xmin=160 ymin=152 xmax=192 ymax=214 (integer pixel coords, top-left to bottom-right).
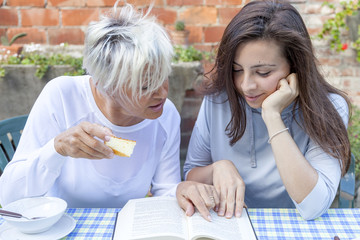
xmin=348 ymin=104 xmax=360 ymax=180
xmin=173 ymin=45 xmax=203 ymax=62
xmin=0 ymin=52 xmax=85 ymax=79
xmin=175 ymin=21 xmax=185 ymax=31
xmin=0 ymin=33 xmax=27 ymax=46
xmin=317 ymin=1 xmax=360 ymax=62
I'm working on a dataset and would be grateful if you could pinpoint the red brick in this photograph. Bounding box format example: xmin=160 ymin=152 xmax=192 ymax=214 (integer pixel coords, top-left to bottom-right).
xmin=48 ymin=0 xmax=85 ymax=7
xmin=202 ymin=60 xmax=216 ymax=75
xmin=195 ymin=42 xmax=219 ymax=50
xmin=304 ymin=4 xmax=322 ymax=14
xmin=182 ymin=97 xmax=203 ymax=118
xmin=7 ymin=0 xmax=44 ymax=7
xmin=318 ymin=57 xmax=341 ymax=67
xmin=184 ymin=88 xmax=203 ymax=98
xmin=219 ymin=7 xmax=241 ymax=25
xmin=356 ymin=69 xmax=360 ymax=77
xmin=87 ymin=0 xmax=117 ymax=7
xmin=344 ymin=79 xmax=351 ymax=87
xmin=328 ymin=68 xmax=341 ymax=77
xmin=0 ymin=29 xmax=6 ymax=39
xmin=307 ymin=27 xmax=322 ymax=36
xmin=167 ymin=0 xmax=203 ymax=6
xmin=192 ymin=44 xmax=211 ymax=52
xmin=179 ymin=7 xmax=217 ymax=25
xmin=343 ymin=56 xmax=360 ymax=66
xmin=205 ymin=0 xmax=221 ymax=5
xmin=204 ymin=26 xmax=225 ymax=43
xmin=222 ymin=0 xmax=243 ymax=5
xmin=99 ymin=8 xmax=113 ymax=17
xmin=126 ymin=0 xmax=163 ymax=6
xmin=314 ymin=47 xmax=331 ymax=56
xmin=7 ymin=28 xmax=46 ymax=44
xmin=186 ymin=26 xmax=202 ymax=44
xmin=180 ymin=134 xmax=191 ymax=149
xmin=311 ymin=0 xmax=336 ymax=3
xmin=62 ymin=9 xmax=99 ymax=26
xmin=0 ymin=9 xmax=18 ymax=26
xmin=342 ymin=68 xmax=355 ymax=77
xmin=21 ymin=9 xmax=59 ymax=26
xmin=48 ymin=28 xmax=85 ymax=45
xmin=181 ymin=118 xmax=197 ymax=133
xmin=149 ymin=8 xmax=177 ymax=25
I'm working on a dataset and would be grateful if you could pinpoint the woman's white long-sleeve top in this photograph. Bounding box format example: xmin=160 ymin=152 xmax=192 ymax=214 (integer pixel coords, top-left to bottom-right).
xmin=0 ymin=75 xmax=181 ymax=208
xmin=184 ymin=91 xmax=349 ymax=220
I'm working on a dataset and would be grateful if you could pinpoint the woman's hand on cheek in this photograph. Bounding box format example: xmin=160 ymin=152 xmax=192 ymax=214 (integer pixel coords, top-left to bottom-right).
xmin=262 ymin=73 xmax=299 ymax=116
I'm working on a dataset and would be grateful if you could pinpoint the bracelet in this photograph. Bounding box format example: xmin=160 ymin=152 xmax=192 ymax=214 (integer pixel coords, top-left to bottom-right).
xmin=267 ymin=128 xmax=289 ymax=144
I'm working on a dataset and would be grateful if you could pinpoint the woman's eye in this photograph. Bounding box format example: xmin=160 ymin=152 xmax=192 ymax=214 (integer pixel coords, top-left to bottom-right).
xmin=142 ymin=86 xmax=148 ymax=91
xmin=233 ymin=68 xmax=243 ymax=73
xmin=258 ymin=71 xmax=271 ymax=76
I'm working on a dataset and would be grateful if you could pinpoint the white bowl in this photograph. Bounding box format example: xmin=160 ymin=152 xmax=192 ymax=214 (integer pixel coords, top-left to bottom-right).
xmin=2 ymin=196 xmax=67 ymax=234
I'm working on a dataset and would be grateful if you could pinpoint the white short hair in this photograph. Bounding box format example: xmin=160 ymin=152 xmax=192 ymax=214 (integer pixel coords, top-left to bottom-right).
xmin=83 ymin=2 xmax=173 ymax=100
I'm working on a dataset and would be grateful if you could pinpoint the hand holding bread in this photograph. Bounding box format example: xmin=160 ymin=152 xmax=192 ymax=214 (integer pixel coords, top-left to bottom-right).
xmin=54 ymin=122 xmax=136 ymax=159
xmin=104 ymin=136 xmax=136 ymax=157
xmin=54 ymin=122 xmax=115 ymax=159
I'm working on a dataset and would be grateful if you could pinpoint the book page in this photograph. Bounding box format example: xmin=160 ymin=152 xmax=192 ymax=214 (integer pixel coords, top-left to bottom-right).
xmin=113 ymin=197 xmax=188 ymax=240
xmin=187 ymin=209 xmax=257 ymax=240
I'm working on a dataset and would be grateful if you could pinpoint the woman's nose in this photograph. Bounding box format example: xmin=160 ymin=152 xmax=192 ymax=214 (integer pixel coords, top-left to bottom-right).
xmin=241 ymin=74 xmax=256 ymax=92
xmin=154 ymin=80 xmax=168 ymax=98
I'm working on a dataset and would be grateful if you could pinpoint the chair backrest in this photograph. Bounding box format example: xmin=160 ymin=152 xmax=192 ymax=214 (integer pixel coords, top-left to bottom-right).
xmin=339 ymin=153 xmax=356 ymax=208
xmin=0 ymin=115 xmax=28 ymax=174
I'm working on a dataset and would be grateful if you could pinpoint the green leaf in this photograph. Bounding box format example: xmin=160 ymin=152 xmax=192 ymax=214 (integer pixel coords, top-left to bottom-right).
xmin=8 ymin=33 xmax=27 ymax=46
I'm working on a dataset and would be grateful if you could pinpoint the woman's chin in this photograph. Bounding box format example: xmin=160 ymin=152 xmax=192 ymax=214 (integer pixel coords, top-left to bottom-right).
xmin=246 ymin=101 xmax=262 ymax=109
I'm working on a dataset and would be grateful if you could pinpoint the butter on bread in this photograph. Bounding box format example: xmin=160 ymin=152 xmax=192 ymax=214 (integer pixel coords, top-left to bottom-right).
xmin=105 ymin=136 xmax=136 ymax=157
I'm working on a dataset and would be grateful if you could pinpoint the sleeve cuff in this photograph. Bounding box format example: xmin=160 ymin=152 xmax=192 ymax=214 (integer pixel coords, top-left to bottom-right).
xmin=294 ymin=177 xmax=332 ymax=220
xmin=152 ymin=183 xmax=179 ymax=197
xmin=38 ymin=138 xmax=67 ymax=174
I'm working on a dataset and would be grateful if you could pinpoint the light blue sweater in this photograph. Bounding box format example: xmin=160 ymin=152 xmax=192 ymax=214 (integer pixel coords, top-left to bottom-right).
xmin=184 ymin=91 xmax=349 ymax=220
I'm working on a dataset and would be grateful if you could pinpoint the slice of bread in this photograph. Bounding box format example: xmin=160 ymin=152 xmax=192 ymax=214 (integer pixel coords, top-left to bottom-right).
xmin=105 ymin=136 xmax=136 ymax=157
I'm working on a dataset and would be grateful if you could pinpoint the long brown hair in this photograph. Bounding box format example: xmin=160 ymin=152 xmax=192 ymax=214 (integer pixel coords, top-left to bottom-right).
xmin=204 ymin=0 xmax=351 ymax=175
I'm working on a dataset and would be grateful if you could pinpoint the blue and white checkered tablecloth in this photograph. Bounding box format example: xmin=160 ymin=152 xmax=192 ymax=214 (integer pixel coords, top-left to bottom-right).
xmin=64 ymin=208 xmax=360 ymax=240
xmin=248 ymin=208 xmax=360 ymax=240
xmin=1 ymin=208 xmax=360 ymax=239
xmin=64 ymin=208 xmax=119 ymax=240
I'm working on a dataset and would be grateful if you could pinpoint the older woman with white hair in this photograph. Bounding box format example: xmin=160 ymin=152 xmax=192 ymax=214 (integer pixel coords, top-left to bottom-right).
xmin=0 ymin=2 xmax=181 ymax=208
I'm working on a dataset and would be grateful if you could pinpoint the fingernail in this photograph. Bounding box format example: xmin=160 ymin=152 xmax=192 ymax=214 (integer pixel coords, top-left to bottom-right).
xmin=235 ymin=210 xmax=241 ymax=218
xmin=226 ymin=212 xmax=232 ymax=218
xmin=103 ymin=127 xmax=113 ymax=135
xmin=218 ymin=210 xmax=224 ymax=216
xmin=207 ymin=215 xmax=212 ymax=221
xmin=105 ymin=135 xmax=111 ymax=141
xmin=108 ymin=152 xmax=114 ymax=158
xmin=185 ymin=206 xmax=191 ymax=216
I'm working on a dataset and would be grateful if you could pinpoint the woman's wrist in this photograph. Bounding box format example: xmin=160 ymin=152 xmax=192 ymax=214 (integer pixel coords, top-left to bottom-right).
xmin=262 ymin=111 xmax=289 ymax=138
xmin=262 ymin=110 xmax=282 ymax=126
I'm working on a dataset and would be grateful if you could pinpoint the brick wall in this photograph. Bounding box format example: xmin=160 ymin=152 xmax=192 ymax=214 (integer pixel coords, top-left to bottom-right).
xmin=0 ymin=0 xmax=358 ymax=97
xmin=1 ymin=0 xmax=360 ymax=170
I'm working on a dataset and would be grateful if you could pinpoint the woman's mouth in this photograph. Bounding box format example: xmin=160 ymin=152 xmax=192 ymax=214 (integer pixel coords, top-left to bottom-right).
xmin=244 ymin=94 xmax=262 ymax=102
xmin=149 ymin=100 xmax=165 ymax=112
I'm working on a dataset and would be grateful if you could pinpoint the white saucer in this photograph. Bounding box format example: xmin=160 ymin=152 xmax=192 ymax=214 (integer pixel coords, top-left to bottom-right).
xmin=0 ymin=214 xmax=76 ymax=240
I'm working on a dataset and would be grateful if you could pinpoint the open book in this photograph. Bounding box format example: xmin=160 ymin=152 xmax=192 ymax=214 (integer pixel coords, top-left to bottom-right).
xmin=112 ymin=196 xmax=257 ymax=240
